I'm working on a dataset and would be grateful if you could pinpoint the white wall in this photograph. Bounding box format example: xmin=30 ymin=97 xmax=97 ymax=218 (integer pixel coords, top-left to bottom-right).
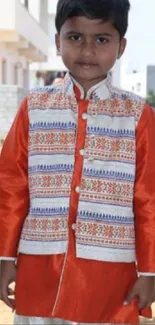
xmin=29 ymin=0 xmax=40 ymax=22
xmin=15 ymin=1 xmax=49 ymax=57
xmin=0 ymin=0 xmax=15 ymax=30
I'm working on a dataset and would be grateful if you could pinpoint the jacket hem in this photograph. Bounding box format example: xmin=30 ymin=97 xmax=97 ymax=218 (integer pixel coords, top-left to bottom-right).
xmin=76 ymin=244 xmax=136 ymax=263
xmin=18 ymin=240 xmax=68 ymax=255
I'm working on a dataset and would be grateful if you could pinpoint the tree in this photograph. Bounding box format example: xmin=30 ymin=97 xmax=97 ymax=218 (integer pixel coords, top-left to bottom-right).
xmin=146 ymin=91 xmax=155 ymax=108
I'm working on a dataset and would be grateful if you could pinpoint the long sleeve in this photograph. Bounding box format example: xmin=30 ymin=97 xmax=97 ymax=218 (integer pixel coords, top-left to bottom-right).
xmin=0 ymin=98 xmax=29 ymax=258
xmin=134 ymin=103 xmax=155 ymax=273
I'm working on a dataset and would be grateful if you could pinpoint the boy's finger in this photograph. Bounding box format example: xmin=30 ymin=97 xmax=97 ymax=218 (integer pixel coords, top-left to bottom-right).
xmin=1 ymin=285 xmax=15 ymax=309
xmin=124 ymin=289 xmax=136 ymax=305
xmin=138 ymin=298 xmax=149 ymax=310
xmin=1 ymin=293 xmax=14 ymax=309
xmin=8 ymin=288 xmax=15 ymax=296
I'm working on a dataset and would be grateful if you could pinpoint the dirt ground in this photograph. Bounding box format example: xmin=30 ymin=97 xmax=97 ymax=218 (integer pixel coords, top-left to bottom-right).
xmin=0 ymin=302 xmax=155 ymax=325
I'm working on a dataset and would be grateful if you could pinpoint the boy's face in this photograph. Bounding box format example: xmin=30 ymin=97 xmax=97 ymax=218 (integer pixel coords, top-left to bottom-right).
xmin=56 ymin=17 xmax=126 ymax=91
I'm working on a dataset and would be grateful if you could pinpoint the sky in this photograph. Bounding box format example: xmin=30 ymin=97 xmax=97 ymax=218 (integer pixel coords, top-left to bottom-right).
xmin=124 ymin=0 xmax=155 ymax=69
xmin=48 ymin=0 xmax=155 ymax=70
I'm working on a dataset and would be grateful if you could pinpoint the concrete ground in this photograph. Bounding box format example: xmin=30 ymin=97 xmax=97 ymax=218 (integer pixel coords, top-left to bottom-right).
xmin=0 ymin=301 xmax=14 ymax=325
xmin=0 ymin=302 xmax=155 ymax=325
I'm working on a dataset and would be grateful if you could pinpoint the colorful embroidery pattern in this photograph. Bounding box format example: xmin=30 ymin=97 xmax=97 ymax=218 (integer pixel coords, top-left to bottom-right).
xmin=76 ymin=220 xmax=135 ymax=249
xmin=29 ymin=173 xmax=72 ymax=198
xmin=29 ymin=135 xmax=75 ymax=155
xmin=85 ymin=135 xmax=135 ymax=164
xmin=87 ymin=100 xmax=144 ymax=128
xmin=22 ymin=217 xmax=68 ymax=242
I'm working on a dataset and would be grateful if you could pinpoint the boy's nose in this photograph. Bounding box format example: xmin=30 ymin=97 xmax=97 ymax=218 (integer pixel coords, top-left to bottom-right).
xmin=81 ymin=40 xmax=95 ymax=58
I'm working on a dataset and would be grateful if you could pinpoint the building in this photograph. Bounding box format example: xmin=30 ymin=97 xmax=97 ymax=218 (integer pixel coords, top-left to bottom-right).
xmin=0 ymin=0 xmax=49 ymax=88
xmin=30 ymin=0 xmax=66 ymax=88
xmin=120 ymin=63 xmax=155 ymax=98
xmin=147 ymin=66 xmax=155 ymax=96
xmin=0 ymin=0 xmax=49 ymax=145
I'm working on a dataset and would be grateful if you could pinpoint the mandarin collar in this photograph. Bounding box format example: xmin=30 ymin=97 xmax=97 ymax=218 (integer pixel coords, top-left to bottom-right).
xmin=63 ymin=72 xmax=112 ymax=101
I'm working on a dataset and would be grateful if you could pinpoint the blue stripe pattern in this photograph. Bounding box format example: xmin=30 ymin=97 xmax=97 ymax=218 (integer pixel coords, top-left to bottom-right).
xmin=30 ymin=85 xmax=64 ymax=94
xmin=87 ymin=127 xmax=135 ymax=138
xmin=30 ymin=207 xmax=69 ymax=217
xmin=83 ymin=168 xmax=134 ymax=181
xmin=30 ymin=122 xmax=76 ymax=131
xmin=78 ymin=211 xmax=134 ymax=224
xmin=29 ymin=164 xmax=74 ymax=173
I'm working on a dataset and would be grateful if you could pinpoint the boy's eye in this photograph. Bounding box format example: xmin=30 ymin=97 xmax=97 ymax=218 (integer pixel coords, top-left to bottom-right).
xmin=96 ymin=37 xmax=108 ymax=44
xmin=69 ymin=35 xmax=82 ymax=41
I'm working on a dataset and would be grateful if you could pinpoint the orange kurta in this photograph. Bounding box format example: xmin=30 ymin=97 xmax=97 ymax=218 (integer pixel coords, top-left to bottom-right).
xmin=0 ymin=89 xmax=154 ymax=324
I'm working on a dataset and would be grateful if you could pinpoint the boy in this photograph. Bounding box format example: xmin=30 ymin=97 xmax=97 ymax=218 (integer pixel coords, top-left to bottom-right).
xmin=0 ymin=0 xmax=155 ymax=324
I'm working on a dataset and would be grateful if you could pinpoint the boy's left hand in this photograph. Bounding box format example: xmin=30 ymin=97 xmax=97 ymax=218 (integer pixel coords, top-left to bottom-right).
xmin=125 ymin=276 xmax=155 ymax=310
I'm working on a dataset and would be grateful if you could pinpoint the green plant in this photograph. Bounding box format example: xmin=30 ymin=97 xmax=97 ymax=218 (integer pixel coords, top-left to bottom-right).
xmin=147 ymin=91 xmax=155 ymax=108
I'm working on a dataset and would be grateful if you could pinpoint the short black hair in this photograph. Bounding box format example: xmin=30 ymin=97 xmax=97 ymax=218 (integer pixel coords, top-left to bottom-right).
xmin=55 ymin=0 xmax=130 ymax=39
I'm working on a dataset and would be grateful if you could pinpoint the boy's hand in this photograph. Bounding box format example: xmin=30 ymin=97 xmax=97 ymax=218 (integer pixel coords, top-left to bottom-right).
xmin=0 ymin=261 xmax=16 ymax=311
xmin=125 ymin=276 xmax=155 ymax=310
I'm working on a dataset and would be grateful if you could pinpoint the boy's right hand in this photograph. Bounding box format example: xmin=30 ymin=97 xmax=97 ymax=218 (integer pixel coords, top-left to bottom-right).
xmin=0 ymin=261 xmax=16 ymax=310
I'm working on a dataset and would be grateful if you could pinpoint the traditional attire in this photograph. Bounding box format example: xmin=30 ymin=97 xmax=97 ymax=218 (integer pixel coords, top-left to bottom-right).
xmin=0 ymin=74 xmax=155 ymax=325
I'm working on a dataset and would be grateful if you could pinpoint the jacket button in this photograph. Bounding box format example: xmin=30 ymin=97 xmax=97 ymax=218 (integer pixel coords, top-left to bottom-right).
xmin=72 ymin=223 xmax=76 ymax=231
xmin=88 ymin=157 xmax=95 ymax=162
xmin=75 ymin=186 xmax=81 ymax=193
xmin=79 ymin=149 xmax=84 ymax=156
xmin=82 ymin=113 xmax=88 ymax=120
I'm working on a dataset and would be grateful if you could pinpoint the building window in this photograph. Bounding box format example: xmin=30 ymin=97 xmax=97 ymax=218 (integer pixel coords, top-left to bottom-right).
xmin=14 ymin=62 xmax=23 ymax=86
xmin=14 ymin=62 xmax=20 ymax=85
xmin=137 ymin=82 xmax=141 ymax=93
xmin=23 ymin=69 xmax=28 ymax=89
xmin=14 ymin=64 xmax=18 ymax=85
xmin=2 ymin=59 xmax=7 ymax=84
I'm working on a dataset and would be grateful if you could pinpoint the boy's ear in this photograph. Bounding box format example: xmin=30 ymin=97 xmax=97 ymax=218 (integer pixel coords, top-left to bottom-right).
xmin=55 ymin=34 xmax=61 ymax=56
xmin=117 ymin=38 xmax=127 ymax=59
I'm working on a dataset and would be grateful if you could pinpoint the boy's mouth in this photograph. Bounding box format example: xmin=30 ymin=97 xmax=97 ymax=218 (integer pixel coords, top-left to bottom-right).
xmin=76 ymin=62 xmax=98 ymax=69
